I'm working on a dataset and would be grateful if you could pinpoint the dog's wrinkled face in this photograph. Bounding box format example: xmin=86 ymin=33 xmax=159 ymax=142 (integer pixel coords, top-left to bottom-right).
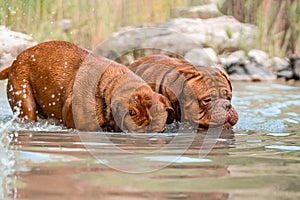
xmin=182 ymin=68 xmax=238 ymax=131
xmin=116 ymin=86 xmax=173 ymax=133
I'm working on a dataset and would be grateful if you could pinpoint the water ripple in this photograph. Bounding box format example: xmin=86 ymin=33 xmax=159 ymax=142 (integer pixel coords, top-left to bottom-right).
xmin=144 ymin=156 xmax=212 ymax=163
xmin=265 ymin=145 xmax=300 ymax=151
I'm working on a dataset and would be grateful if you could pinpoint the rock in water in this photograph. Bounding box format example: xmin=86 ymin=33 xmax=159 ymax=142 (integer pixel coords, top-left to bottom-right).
xmin=0 ymin=26 xmax=37 ymax=71
xmin=291 ymin=55 xmax=300 ymax=79
xmin=94 ymin=16 xmax=257 ymax=60
xmin=184 ymin=48 xmax=219 ymax=67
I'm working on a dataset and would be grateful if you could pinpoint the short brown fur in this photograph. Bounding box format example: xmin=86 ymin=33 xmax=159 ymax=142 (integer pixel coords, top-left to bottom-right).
xmin=1 ymin=41 xmax=172 ymax=132
xmin=129 ymin=55 xmax=239 ymax=130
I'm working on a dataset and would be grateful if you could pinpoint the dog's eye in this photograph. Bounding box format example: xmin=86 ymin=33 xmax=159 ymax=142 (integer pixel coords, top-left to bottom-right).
xmin=203 ymin=98 xmax=212 ymax=105
xmin=129 ymin=110 xmax=136 ymax=116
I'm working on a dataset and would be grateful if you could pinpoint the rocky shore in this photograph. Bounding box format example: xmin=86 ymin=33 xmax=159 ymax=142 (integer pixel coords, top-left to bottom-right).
xmin=0 ymin=26 xmax=37 ymax=72
xmin=1 ymin=0 xmax=299 ymax=82
xmin=94 ymin=0 xmax=299 ymax=82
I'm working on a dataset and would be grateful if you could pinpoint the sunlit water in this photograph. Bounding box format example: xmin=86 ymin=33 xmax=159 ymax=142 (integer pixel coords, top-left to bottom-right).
xmin=0 ymin=80 xmax=300 ymax=200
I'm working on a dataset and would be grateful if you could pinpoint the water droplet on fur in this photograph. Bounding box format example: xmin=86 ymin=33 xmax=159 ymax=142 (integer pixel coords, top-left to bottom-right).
xmin=9 ymin=85 xmax=13 ymax=92
xmin=51 ymin=94 xmax=55 ymax=98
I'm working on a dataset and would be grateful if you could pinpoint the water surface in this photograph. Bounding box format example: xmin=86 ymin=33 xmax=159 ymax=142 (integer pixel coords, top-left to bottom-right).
xmin=1 ymin=80 xmax=300 ymax=200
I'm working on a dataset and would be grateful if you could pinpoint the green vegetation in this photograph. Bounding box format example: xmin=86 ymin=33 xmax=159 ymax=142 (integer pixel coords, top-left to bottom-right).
xmin=220 ymin=0 xmax=300 ymax=57
xmin=0 ymin=0 xmax=189 ymax=49
xmin=253 ymin=0 xmax=300 ymax=57
xmin=0 ymin=0 xmax=299 ymax=56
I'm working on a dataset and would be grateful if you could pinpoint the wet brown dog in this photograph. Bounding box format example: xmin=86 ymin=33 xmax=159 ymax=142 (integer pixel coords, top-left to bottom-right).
xmin=0 ymin=41 xmax=172 ymax=132
xmin=129 ymin=55 xmax=239 ymax=131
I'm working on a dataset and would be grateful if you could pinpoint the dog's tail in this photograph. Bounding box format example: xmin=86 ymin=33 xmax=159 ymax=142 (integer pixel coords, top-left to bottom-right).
xmin=0 ymin=66 xmax=10 ymax=80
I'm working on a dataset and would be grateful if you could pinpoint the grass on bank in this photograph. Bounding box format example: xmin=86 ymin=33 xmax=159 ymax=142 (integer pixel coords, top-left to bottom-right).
xmin=0 ymin=0 xmax=299 ymax=57
xmin=0 ymin=0 xmax=189 ymax=49
xmin=219 ymin=0 xmax=300 ymax=57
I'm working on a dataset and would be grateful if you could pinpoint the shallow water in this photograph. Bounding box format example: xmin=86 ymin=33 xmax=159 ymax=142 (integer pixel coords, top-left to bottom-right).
xmin=1 ymin=80 xmax=300 ymax=200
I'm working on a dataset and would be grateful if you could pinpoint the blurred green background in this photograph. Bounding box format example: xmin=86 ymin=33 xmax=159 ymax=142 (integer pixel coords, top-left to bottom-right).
xmin=0 ymin=0 xmax=299 ymax=57
xmin=0 ymin=0 xmax=189 ymax=49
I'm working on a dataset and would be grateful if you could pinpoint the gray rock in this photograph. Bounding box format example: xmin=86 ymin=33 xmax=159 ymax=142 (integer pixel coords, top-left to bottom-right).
xmin=244 ymin=64 xmax=276 ymax=81
xmin=0 ymin=52 xmax=14 ymax=71
xmin=248 ymin=49 xmax=269 ymax=65
xmin=226 ymin=58 xmax=276 ymax=81
xmin=229 ymin=74 xmax=251 ymax=81
xmin=165 ymin=16 xmax=257 ymax=52
xmin=277 ymin=70 xmax=294 ymax=79
xmin=95 ymin=27 xmax=199 ymax=60
xmin=171 ymin=3 xmax=223 ymax=19
xmin=290 ymin=55 xmax=300 ymax=79
xmin=227 ymin=64 xmax=250 ymax=81
xmin=0 ymin=26 xmax=37 ymax=71
xmin=219 ymin=50 xmax=246 ymax=66
xmin=95 ymin=16 xmax=257 ymax=60
xmin=271 ymin=57 xmax=290 ymax=72
xmin=184 ymin=48 xmax=219 ymax=66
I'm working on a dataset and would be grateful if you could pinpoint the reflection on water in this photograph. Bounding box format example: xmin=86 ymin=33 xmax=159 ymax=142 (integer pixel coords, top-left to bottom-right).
xmin=1 ymin=80 xmax=300 ymax=199
xmin=233 ymin=83 xmax=300 ymax=132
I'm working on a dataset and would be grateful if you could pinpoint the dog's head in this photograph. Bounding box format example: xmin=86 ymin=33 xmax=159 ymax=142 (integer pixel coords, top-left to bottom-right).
xmin=181 ymin=67 xmax=238 ymax=131
xmin=112 ymin=85 xmax=173 ymax=133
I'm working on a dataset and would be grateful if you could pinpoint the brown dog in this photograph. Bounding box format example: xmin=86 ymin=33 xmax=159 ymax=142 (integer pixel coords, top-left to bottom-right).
xmin=0 ymin=41 xmax=172 ymax=132
xmin=129 ymin=55 xmax=239 ymax=131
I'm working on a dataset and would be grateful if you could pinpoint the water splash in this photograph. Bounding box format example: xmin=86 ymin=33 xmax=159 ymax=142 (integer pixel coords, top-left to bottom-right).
xmin=0 ymin=111 xmax=69 ymax=199
xmin=0 ymin=114 xmax=19 ymax=199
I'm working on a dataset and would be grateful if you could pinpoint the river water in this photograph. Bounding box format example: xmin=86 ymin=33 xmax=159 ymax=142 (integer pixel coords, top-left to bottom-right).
xmin=0 ymin=80 xmax=300 ymax=200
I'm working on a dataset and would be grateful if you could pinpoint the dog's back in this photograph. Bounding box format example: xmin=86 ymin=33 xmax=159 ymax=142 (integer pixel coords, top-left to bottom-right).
xmin=5 ymin=41 xmax=89 ymax=121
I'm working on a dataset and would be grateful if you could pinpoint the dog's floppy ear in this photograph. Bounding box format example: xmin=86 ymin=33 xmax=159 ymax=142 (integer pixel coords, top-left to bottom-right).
xmin=215 ymin=67 xmax=232 ymax=91
xmin=162 ymin=72 xmax=185 ymax=103
xmin=158 ymin=94 xmax=175 ymax=124
xmin=111 ymin=100 xmax=128 ymax=131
